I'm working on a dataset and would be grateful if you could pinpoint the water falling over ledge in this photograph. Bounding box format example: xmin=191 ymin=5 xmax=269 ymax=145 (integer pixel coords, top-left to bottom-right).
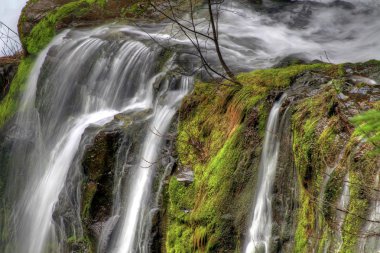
xmin=0 ymin=26 xmax=193 ymax=253
xmin=245 ymin=94 xmax=287 ymax=253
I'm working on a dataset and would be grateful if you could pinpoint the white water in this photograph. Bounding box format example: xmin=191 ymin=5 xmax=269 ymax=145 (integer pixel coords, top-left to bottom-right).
xmin=110 ymin=77 xmax=190 ymax=253
xmin=359 ymin=171 xmax=380 ymax=253
xmin=245 ymin=95 xmax=287 ymax=253
xmin=335 ymin=173 xmax=350 ymax=251
xmin=17 ymin=110 xmax=118 ymax=253
xmin=1 ymin=26 xmax=192 ymax=253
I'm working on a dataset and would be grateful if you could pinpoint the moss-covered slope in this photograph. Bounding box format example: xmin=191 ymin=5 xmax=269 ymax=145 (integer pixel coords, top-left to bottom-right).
xmin=292 ymin=61 xmax=380 ymax=253
xmin=166 ymin=61 xmax=380 ymax=252
xmin=166 ymin=63 xmax=341 ymax=252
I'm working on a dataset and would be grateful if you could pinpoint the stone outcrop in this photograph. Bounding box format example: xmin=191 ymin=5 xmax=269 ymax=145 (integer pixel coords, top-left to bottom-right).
xmin=165 ymin=61 xmax=380 ymax=252
xmin=0 ymin=58 xmax=19 ymax=102
xmin=81 ymin=129 xmax=123 ymax=245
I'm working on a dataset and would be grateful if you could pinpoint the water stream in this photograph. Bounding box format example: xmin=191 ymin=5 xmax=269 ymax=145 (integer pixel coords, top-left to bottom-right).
xmin=336 ymin=173 xmax=350 ymax=252
xmin=0 ymin=26 xmax=193 ymax=253
xmin=359 ymin=171 xmax=380 ymax=253
xmin=245 ymin=95 xmax=287 ymax=253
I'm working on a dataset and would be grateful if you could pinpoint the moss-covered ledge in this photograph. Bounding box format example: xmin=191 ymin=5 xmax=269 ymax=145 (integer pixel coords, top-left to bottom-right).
xmin=18 ymin=0 xmax=158 ymax=55
xmin=166 ymin=63 xmax=337 ymax=252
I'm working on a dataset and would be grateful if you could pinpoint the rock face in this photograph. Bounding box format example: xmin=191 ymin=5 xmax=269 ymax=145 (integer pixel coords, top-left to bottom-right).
xmin=291 ymin=62 xmax=380 ymax=253
xmin=81 ymin=129 xmax=123 ymax=245
xmin=0 ymin=59 xmax=18 ymax=101
xmin=4 ymin=2 xmax=379 ymax=252
xmin=165 ymin=61 xmax=380 ymax=252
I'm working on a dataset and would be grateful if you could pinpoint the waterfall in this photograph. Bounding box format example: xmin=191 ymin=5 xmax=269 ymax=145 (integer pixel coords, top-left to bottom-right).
xmin=336 ymin=173 xmax=350 ymax=251
xmin=245 ymin=95 xmax=287 ymax=253
xmin=2 ymin=0 xmax=380 ymax=252
xmin=0 ymin=26 xmax=192 ymax=253
xmin=359 ymin=171 xmax=380 ymax=252
xmin=109 ymin=77 xmax=190 ymax=253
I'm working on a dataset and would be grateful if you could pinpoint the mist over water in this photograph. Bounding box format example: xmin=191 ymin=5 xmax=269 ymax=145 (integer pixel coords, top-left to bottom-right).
xmin=215 ymin=0 xmax=380 ymax=70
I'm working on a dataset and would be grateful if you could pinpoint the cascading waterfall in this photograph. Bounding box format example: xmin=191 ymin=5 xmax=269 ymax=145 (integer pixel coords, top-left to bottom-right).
xmin=335 ymin=173 xmax=350 ymax=251
xmin=1 ymin=0 xmax=380 ymax=253
xmin=0 ymin=26 xmax=193 ymax=253
xmin=109 ymin=77 xmax=190 ymax=253
xmin=245 ymin=95 xmax=287 ymax=253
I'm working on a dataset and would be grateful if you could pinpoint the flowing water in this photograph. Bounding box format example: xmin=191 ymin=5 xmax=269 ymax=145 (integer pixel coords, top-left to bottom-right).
xmin=335 ymin=173 xmax=350 ymax=252
xmin=245 ymin=95 xmax=287 ymax=253
xmin=108 ymin=77 xmax=190 ymax=253
xmin=359 ymin=171 xmax=380 ymax=253
xmin=0 ymin=26 xmax=192 ymax=253
xmin=1 ymin=0 xmax=380 ymax=253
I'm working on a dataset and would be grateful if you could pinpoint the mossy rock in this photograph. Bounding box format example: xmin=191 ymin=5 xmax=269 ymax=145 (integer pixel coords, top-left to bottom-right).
xmin=18 ymin=0 xmax=158 ymax=55
xmin=166 ymin=63 xmax=339 ymax=252
xmin=80 ymin=129 xmax=123 ymax=251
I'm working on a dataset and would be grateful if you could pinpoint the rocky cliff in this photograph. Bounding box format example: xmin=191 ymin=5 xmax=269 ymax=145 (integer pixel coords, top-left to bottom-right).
xmin=165 ymin=61 xmax=380 ymax=252
xmin=0 ymin=0 xmax=379 ymax=252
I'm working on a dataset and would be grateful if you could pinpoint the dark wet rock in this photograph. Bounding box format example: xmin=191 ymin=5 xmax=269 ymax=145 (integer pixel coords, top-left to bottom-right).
xmin=271 ymin=107 xmax=298 ymax=253
xmin=81 ymin=129 xmax=123 ymax=245
xmin=349 ymin=86 xmax=371 ymax=95
xmin=0 ymin=60 xmax=19 ymax=101
xmin=291 ymin=70 xmax=330 ymax=89
xmin=337 ymin=92 xmax=349 ymax=100
xmin=274 ymin=55 xmax=309 ymax=68
xmin=149 ymin=119 xmax=179 ymax=253
xmin=175 ymin=166 xmax=194 ymax=184
xmin=97 ymin=215 xmax=119 ymax=253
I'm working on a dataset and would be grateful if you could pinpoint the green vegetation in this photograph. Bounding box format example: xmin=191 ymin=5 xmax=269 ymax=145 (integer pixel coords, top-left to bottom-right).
xmin=291 ymin=69 xmax=379 ymax=252
xmin=167 ymin=63 xmax=338 ymax=252
xmin=22 ymin=0 xmax=105 ymax=55
xmin=340 ymin=134 xmax=377 ymax=252
xmin=291 ymin=86 xmax=344 ymax=252
xmin=351 ymin=106 xmax=380 ymax=154
xmin=0 ymin=57 xmax=34 ymax=128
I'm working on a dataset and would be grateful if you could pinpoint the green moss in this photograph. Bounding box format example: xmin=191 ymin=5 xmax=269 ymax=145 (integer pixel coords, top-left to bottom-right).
xmin=0 ymin=57 xmax=34 ymax=129
xmin=168 ymin=63 xmax=339 ymax=252
xmin=292 ymin=84 xmax=343 ymax=252
xmin=351 ymin=107 xmax=380 ymax=154
xmin=126 ymin=2 xmax=147 ymax=15
xmin=235 ymin=63 xmax=330 ymax=89
xmin=340 ymin=173 xmax=367 ymax=253
xmin=294 ymin=192 xmax=315 ymax=253
xmin=24 ymin=0 xmax=102 ymax=55
xmin=291 ymin=72 xmax=379 ymax=252
xmin=323 ymin=169 xmax=344 ymax=218
xmin=166 ymin=178 xmax=194 ymax=253
xmin=169 ymin=128 xmax=244 ymax=252
xmin=20 ymin=0 xmax=155 ymax=55
xmin=340 ymin=136 xmax=377 ymax=252
xmin=81 ymin=182 xmax=97 ymax=220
